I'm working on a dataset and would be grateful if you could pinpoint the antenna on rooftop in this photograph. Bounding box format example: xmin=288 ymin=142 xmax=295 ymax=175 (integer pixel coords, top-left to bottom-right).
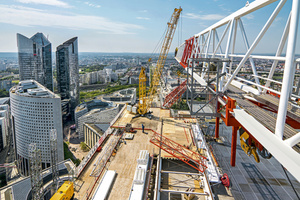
xmin=50 ymin=129 xmax=59 ymax=190
xmin=29 ymin=143 xmax=43 ymax=200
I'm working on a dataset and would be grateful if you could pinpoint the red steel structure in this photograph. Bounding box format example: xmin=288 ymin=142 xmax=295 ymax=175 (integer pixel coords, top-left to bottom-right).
xmin=179 ymin=37 xmax=194 ymax=68
xmin=163 ymin=80 xmax=187 ymax=108
xmin=150 ymin=131 xmax=207 ymax=173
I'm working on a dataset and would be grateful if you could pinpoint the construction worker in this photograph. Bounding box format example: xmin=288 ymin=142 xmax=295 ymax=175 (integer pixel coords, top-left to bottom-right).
xmin=175 ymin=47 xmax=178 ymax=57
xmin=142 ymin=124 xmax=145 ymax=133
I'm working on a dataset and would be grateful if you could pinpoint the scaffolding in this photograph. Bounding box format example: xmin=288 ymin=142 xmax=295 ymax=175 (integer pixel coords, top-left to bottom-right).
xmin=186 ymin=58 xmax=229 ymax=117
xmin=29 ymin=143 xmax=43 ymax=200
xmin=50 ymin=129 xmax=59 ymax=190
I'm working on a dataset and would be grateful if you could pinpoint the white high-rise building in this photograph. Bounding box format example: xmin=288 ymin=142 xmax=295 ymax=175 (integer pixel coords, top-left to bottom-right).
xmin=10 ymin=80 xmax=63 ymax=176
xmin=0 ymin=103 xmax=10 ymax=151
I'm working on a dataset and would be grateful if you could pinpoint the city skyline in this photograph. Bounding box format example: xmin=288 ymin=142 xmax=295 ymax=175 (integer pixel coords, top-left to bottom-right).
xmin=0 ymin=0 xmax=299 ymax=54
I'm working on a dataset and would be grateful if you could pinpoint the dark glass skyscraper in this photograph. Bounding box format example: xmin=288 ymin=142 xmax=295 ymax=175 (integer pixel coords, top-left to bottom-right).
xmin=56 ymin=37 xmax=79 ymax=114
xmin=17 ymin=33 xmax=53 ymax=91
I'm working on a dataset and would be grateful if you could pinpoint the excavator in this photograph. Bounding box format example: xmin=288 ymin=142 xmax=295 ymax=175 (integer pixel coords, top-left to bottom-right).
xmin=137 ymin=7 xmax=182 ymax=117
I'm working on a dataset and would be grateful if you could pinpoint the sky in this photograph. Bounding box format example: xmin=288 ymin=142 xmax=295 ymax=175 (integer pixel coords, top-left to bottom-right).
xmin=0 ymin=0 xmax=298 ymax=54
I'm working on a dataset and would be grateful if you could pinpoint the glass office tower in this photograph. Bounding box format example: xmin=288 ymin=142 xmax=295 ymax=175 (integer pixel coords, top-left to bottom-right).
xmin=17 ymin=33 xmax=53 ymax=91
xmin=56 ymin=37 xmax=79 ymax=115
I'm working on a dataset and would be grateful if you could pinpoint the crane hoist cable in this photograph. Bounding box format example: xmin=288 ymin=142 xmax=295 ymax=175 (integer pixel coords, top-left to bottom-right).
xmin=137 ymin=7 xmax=182 ymax=116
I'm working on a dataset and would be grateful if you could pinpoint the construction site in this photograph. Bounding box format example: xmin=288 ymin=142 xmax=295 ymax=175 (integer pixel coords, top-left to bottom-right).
xmin=1 ymin=0 xmax=300 ymax=199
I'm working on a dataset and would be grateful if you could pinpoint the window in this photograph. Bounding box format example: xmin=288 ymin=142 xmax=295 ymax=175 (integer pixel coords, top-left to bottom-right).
xmin=72 ymin=42 xmax=74 ymax=54
xmin=33 ymin=43 xmax=37 ymax=55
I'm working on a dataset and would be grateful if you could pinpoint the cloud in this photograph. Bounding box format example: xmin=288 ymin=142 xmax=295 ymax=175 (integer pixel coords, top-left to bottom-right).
xmin=184 ymin=13 xmax=225 ymax=21
xmin=136 ymin=17 xmax=150 ymax=20
xmin=16 ymin=0 xmax=70 ymax=8
xmin=218 ymin=4 xmax=231 ymax=12
xmin=84 ymin=2 xmax=101 ymax=8
xmin=275 ymin=17 xmax=283 ymax=22
xmin=244 ymin=14 xmax=254 ymax=20
xmin=139 ymin=10 xmax=148 ymax=13
xmin=0 ymin=5 xmax=143 ymax=34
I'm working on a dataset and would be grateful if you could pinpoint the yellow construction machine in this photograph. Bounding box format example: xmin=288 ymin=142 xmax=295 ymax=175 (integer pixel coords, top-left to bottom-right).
xmin=137 ymin=7 xmax=182 ymax=116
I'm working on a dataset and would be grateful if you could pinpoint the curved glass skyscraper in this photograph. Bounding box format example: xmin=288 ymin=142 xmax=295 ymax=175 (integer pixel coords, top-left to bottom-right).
xmin=17 ymin=32 xmax=53 ymax=91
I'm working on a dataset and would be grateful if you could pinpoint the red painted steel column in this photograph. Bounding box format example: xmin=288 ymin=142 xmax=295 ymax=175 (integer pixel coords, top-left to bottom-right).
xmin=215 ymin=101 xmax=220 ymax=138
xmin=230 ymin=126 xmax=238 ymax=166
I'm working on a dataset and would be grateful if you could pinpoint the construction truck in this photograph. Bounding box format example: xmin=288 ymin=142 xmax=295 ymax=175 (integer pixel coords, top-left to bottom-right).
xmin=50 ymin=181 xmax=74 ymax=200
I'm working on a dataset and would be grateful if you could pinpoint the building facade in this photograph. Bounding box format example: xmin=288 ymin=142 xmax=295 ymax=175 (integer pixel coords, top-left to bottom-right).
xmin=56 ymin=37 xmax=79 ymax=113
xmin=79 ymin=69 xmax=118 ymax=85
xmin=0 ymin=104 xmax=10 ymax=151
xmin=74 ymin=100 xmax=122 ymax=138
xmin=17 ymin=33 xmax=53 ymax=91
xmin=0 ymin=117 xmax=8 ymax=151
xmin=10 ymin=80 xmax=63 ymax=176
xmin=77 ymin=105 xmax=121 ymax=138
xmin=83 ymin=123 xmax=110 ymax=148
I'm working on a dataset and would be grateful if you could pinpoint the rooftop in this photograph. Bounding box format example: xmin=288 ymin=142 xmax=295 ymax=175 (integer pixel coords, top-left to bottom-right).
xmin=0 ymin=97 xmax=9 ymax=105
xmin=29 ymin=32 xmax=50 ymax=46
xmin=57 ymin=37 xmax=77 ymax=50
xmin=74 ymin=105 xmax=300 ymax=200
xmin=10 ymin=80 xmax=58 ymax=98
xmin=85 ymin=123 xmax=110 ymax=134
xmin=75 ymin=99 xmax=111 ymax=112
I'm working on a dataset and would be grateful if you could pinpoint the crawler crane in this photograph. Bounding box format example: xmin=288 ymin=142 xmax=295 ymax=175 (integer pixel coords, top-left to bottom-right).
xmin=137 ymin=7 xmax=182 ymax=116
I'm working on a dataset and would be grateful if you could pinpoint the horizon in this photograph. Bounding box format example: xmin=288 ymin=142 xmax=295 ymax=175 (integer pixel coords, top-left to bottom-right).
xmin=0 ymin=0 xmax=299 ymax=54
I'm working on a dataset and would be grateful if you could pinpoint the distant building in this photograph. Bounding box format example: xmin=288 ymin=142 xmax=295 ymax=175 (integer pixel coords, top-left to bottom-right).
xmin=83 ymin=123 xmax=110 ymax=148
xmin=120 ymin=76 xmax=129 ymax=85
xmin=56 ymin=37 xmax=79 ymax=115
xmin=0 ymin=80 xmax=14 ymax=91
xmin=10 ymin=80 xmax=63 ymax=176
xmin=61 ymin=99 xmax=71 ymax=121
xmin=0 ymin=101 xmax=10 ymax=152
xmin=17 ymin=33 xmax=53 ymax=91
xmin=0 ymin=97 xmax=9 ymax=105
xmin=75 ymin=100 xmax=110 ymax=128
xmin=0 ymin=117 xmax=7 ymax=151
xmin=129 ymin=76 xmax=139 ymax=84
xmin=75 ymin=100 xmax=122 ymax=138
xmin=79 ymin=69 xmax=118 ymax=85
xmin=0 ymin=106 xmax=9 ymax=152
xmin=101 ymin=88 xmax=137 ymax=105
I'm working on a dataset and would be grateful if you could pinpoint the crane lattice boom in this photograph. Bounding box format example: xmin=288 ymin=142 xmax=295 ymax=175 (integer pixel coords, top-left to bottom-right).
xmin=138 ymin=7 xmax=182 ymax=115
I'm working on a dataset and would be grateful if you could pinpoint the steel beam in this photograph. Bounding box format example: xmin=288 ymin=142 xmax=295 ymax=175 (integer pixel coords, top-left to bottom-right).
xmin=275 ymin=0 xmax=300 ymax=139
xmin=239 ymin=19 xmax=261 ymax=92
xmin=230 ymin=126 xmax=238 ymax=166
xmin=223 ymin=0 xmax=287 ymax=91
xmin=265 ymin=13 xmax=291 ymax=90
xmin=195 ymin=0 xmax=278 ymax=37
xmin=215 ymin=101 xmax=220 ymax=139
xmin=160 ymin=189 xmax=209 ymax=196
xmin=161 ymin=170 xmax=203 ymax=176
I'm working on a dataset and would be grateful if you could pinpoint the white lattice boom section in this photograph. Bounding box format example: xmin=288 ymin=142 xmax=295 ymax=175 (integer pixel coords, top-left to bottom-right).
xmin=175 ymin=0 xmax=300 ymax=181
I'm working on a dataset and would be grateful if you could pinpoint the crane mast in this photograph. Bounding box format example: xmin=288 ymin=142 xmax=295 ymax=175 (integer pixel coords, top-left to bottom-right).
xmin=138 ymin=7 xmax=182 ymax=115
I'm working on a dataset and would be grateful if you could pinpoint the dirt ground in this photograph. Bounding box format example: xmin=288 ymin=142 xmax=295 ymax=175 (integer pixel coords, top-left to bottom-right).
xmin=63 ymin=122 xmax=89 ymax=161
xmin=68 ymin=131 xmax=89 ymax=161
